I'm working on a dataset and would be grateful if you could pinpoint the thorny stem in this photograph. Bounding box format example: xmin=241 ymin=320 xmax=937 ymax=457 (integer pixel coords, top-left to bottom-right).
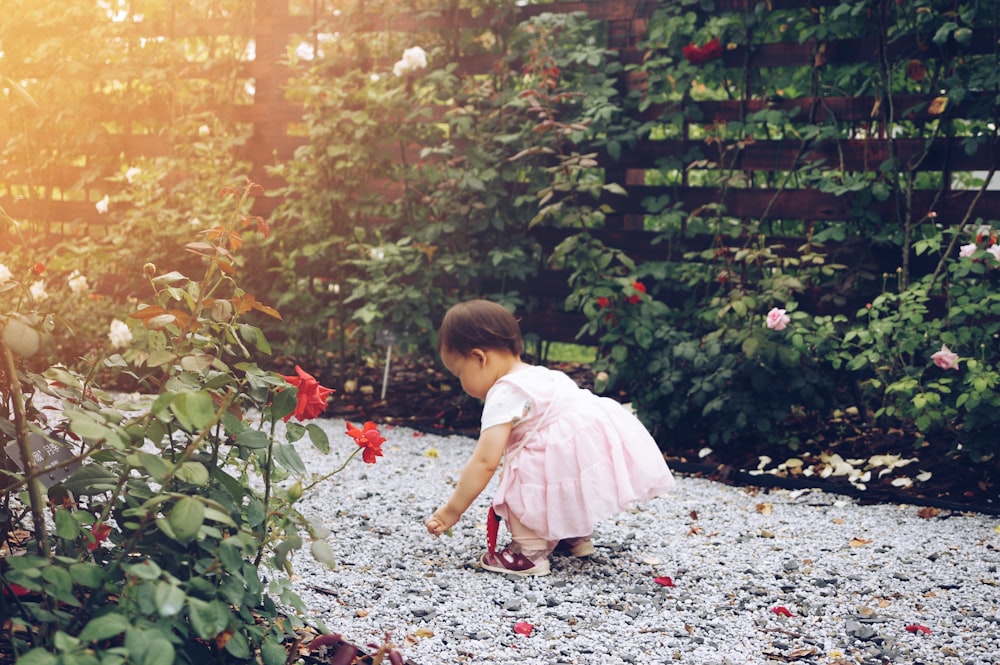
xmin=302 ymin=446 xmax=363 ymax=494
xmin=1 ymin=342 xmax=50 ymax=562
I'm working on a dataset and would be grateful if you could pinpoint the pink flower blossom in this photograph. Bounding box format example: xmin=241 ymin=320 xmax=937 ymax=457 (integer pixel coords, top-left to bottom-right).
xmin=765 ymin=307 xmax=790 ymax=331
xmin=930 ymin=344 xmax=959 ymax=371
xmin=959 ymin=243 xmax=977 ymax=258
xmin=987 ymin=244 xmax=1000 ymax=262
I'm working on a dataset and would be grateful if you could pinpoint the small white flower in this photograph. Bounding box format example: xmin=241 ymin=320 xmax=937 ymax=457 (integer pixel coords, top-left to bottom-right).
xmin=369 ymin=247 xmax=385 ymax=261
xmin=108 ymin=318 xmax=133 ymax=350
xmin=67 ymin=270 xmax=90 ymax=295
xmin=370 ymin=73 xmax=380 ymax=83
xmin=959 ymin=243 xmax=977 ymax=258
xmin=987 ymin=244 xmax=1000 ymax=262
xmin=95 ymin=195 xmax=110 ymax=214
xmin=125 ymin=167 xmax=141 ymax=183
xmin=198 ymin=125 xmax=211 ymax=137
xmin=393 ymin=46 xmax=428 ymax=77
xmin=29 ymin=280 xmax=48 ymax=301
xmin=0 ymin=263 xmax=12 ymax=283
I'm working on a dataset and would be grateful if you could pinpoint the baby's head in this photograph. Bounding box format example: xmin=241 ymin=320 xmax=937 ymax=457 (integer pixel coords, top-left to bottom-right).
xmin=438 ymin=299 xmax=523 ymax=358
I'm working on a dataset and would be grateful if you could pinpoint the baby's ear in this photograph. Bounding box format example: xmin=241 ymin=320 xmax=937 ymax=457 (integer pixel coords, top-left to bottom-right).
xmin=471 ymin=348 xmax=488 ymax=366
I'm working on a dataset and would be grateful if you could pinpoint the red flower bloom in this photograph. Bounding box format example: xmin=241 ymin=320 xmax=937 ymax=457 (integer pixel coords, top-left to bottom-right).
xmin=281 ymin=366 xmax=335 ymax=422
xmin=346 ymin=421 xmax=385 ymax=464
xmin=597 ymin=296 xmax=611 ymax=309
xmin=771 ymin=606 xmax=794 ymax=617
xmin=31 ymin=262 xmax=45 ymax=275
xmin=625 ymin=280 xmax=647 ymax=304
xmin=88 ymin=522 xmax=112 ymax=551
xmin=6 ymin=583 xmax=32 ymax=597
xmin=683 ymin=37 xmax=723 ymax=65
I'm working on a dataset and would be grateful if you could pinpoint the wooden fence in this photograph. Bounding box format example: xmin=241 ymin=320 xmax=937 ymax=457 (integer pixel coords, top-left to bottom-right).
xmin=3 ymin=0 xmax=998 ymax=344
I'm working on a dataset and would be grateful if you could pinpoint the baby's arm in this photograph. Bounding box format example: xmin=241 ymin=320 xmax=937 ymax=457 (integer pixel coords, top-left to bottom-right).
xmin=425 ymin=422 xmax=511 ymax=536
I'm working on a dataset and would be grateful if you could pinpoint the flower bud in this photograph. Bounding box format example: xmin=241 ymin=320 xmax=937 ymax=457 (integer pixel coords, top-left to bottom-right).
xmin=287 ymin=481 xmax=303 ymax=503
xmin=143 ymin=262 xmax=157 ymax=278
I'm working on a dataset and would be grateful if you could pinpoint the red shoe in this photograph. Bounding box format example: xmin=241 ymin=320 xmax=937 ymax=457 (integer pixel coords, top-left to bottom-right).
xmin=479 ymin=546 xmax=551 ymax=577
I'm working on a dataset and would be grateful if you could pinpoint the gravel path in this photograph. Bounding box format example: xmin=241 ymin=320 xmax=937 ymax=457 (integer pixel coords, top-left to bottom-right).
xmin=289 ymin=419 xmax=1000 ymax=665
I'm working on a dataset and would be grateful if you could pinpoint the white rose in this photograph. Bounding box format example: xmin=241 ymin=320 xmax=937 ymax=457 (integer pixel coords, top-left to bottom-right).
xmin=108 ymin=319 xmax=133 ymax=350
xmin=393 ymin=46 xmax=427 ymax=77
xmin=67 ymin=271 xmax=90 ymax=295
xmin=29 ymin=280 xmax=48 ymax=301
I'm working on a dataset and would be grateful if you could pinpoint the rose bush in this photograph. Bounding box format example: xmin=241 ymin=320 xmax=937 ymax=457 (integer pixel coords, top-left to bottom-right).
xmin=1 ymin=179 xmax=383 ymax=664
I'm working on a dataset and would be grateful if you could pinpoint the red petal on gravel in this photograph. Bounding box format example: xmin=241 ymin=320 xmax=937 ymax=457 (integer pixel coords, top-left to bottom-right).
xmin=513 ymin=622 xmax=534 ymax=636
xmin=771 ymin=606 xmax=794 ymax=617
xmin=653 ymin=576 xmax=675 ymax=587
xmin=905 ymin=624 xmax=932 ymax=634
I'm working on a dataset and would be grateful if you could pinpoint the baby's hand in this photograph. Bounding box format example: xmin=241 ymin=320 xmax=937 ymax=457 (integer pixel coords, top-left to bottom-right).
xmin=425 ymin=518 xmax=443 ymax=536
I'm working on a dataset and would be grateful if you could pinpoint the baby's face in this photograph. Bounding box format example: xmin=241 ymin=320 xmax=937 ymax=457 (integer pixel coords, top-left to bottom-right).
xmin=440 ymin=347 xmax=491 ymax=400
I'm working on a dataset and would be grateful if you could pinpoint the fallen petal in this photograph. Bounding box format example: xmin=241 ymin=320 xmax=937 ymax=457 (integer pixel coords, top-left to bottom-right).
xmin=905 ymin=624 xmax=932 ymax=634
xmin=771 ymin=606 xmax=794 ymax=617
xmin=653 ymin=576 xmax=675 ymax=587
xmin=513 ymin=621 xmax=534 ymax=636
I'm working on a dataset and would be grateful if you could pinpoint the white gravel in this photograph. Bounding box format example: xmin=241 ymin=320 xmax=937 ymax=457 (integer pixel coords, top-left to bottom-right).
xmin=285 ymin=419 xmax=1000 ymax=665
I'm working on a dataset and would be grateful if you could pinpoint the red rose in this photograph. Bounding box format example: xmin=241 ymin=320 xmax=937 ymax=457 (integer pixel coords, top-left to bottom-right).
xmin=625 ymin=280 xmax=646 ymax=304
xmin=88 ymin=522 xmax=112 ymax=551
xmin=597 ymin=296 xmax=611 ymax=309
xmin=701 ymin=37 xmax=723 ymax=61
xmin=346 ymin=421 xmax=385 ymax=464
xmin=683 ymin=38 xmax=723 ymax=65
xmin=281 ymin=365 xmax=335 ymax=421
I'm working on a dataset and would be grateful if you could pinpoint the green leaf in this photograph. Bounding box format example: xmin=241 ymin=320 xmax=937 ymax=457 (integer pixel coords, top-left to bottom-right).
xmin=310 ymin=540 xmax=337 ymax=569
xmin=235 ymin=429 xmax=270 ymax=449
xmin=55 ymin=508 xmax=81 ymax=540
xmin=175 ymin=461 xmax=209 ymax=486
xmin=224 ymin=630 xmax=250 ymax=658
xmin=124 ymin=561 xmax=163 ymax=580
xmin=136 ymin=452 xmax=171 ymax=481
xmin=69 ymin=562 xmax=107 ymax=589
xmin=285 ymin=422 xmax=306 ymax=443
xmin=741 ymin=335 xmax=761 ymax=358
xmin=167 ymin=497 xmax=205 ymax=542
xmin=169 ymin=391 xmax=216 ymax=431
xmin=42 ymin=565 xmax=79 ymax=606
xmin=260 ymin=638 xmax=289 ymax=665
xmin=187 ymin=597 xmax=230 ymax=640
xmin=11 ymin=650 xmax=58 ymax=665
xmin=270 ymin=387 xmax=297 ymax=422
xmin=154 ymin=582 xmax=185 ymax=617
xmin=273 ymin=443 xmax=306 ymax=475
xmin=307 ymin=424 xmax=330 ymax=454
xmin=79 ymin=614 xmax=132 ymax=643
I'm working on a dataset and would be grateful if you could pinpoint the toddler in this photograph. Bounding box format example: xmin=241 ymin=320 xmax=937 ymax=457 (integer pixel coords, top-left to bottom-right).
xmin=425 ymin=299 xmax=675 ymax=576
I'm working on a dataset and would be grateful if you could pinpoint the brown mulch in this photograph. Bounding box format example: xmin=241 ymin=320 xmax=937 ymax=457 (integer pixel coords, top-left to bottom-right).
xmin=313 ymin=358 xmax=999 ymax=517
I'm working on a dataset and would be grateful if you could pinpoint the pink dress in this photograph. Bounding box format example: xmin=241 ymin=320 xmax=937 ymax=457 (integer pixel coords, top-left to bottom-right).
xmin=482 ymin=365 xmax=675 ymax=541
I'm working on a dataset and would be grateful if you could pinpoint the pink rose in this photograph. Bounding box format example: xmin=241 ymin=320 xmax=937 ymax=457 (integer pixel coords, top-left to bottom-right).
xmin=930 ymin=344 xmax=959 ymax=371
xmin=765 ymin=307 xmax=790 ymax=331
xmin=959 ymin=243 xmax=977 ymax=258
xmin=987 ymin=244 xmax=1000 ymax=262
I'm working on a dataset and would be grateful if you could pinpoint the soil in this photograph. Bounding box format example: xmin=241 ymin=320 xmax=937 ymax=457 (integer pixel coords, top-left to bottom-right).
xmin=313 ymin=358 xmax=999 ymax=517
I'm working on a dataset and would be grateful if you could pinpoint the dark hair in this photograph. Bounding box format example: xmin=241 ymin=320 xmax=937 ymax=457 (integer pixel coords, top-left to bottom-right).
xmin=438 ymin=299 xmax=523 ymax=357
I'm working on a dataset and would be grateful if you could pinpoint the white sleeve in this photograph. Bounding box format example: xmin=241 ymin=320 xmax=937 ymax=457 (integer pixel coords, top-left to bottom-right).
xmin=480 ymin=380 xmax=532 ymax=431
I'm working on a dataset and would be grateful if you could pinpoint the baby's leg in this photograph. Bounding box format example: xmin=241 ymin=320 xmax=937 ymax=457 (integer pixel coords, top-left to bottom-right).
xmin=505 ymin=514 xmax=557 ymax=558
